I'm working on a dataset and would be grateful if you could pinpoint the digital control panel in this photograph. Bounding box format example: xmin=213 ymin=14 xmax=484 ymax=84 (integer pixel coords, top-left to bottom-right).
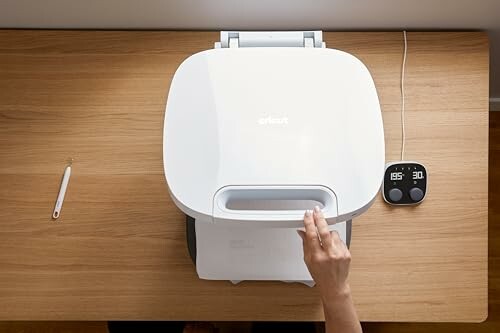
xmin=383 ymin=162 xmax=427 ymax=205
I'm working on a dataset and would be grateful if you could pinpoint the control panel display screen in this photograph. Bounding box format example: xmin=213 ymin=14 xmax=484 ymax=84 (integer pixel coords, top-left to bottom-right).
xmin=390 ymin=170 xmax=424 ymax=181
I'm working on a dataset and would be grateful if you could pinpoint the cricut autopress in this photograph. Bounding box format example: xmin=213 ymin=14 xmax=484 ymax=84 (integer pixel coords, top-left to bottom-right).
xmin=163 ymin=31 xmax=385 ymax=283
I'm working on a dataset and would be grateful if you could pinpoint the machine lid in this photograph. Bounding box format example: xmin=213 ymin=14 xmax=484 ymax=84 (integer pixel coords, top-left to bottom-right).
xmin=163 ymin=47 xmax=385 ymax=223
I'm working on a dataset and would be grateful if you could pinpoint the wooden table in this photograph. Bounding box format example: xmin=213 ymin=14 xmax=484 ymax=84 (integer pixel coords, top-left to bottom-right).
xmin=0 ymin=31 xmax=488 ymax=322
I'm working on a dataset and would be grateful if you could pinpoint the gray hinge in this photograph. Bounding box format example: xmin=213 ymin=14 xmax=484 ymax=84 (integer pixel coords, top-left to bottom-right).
xmin=215 ymin=31 xmax=326 ymax=49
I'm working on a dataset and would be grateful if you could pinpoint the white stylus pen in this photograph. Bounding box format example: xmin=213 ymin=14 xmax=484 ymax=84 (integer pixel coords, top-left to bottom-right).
xmin=53 ymin=162 xmax=72 ymax=219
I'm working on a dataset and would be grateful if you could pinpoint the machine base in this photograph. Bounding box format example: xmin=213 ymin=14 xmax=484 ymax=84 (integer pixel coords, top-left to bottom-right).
xmin=185 ymin=215 xmax=352 ymax=265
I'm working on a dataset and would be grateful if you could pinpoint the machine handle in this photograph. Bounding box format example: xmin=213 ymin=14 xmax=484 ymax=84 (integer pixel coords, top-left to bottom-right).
xmin=212 ymin=185 xmax=338 ymax=228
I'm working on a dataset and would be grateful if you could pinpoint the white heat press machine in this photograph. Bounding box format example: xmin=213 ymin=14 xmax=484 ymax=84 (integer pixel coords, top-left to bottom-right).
xmin=163 ymin=31 xmax=385 ymax=283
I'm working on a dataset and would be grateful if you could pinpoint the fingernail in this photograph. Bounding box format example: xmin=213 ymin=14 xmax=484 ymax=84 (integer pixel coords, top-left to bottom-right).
xmin=314 ymin=205 xmax=321 ymax=213
xmin=304 ymin=210 xmax=311 ymax=217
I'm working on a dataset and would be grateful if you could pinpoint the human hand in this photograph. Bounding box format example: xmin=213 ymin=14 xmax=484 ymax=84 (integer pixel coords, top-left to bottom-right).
xmin=297 ymin=206 xmax=352 ymax=302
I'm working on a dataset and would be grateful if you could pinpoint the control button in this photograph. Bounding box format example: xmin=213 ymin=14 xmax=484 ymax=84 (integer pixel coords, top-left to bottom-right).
xmin=409 ymin=187 xmax=424 ymax=202
xmin=388 ymin=188 xmax=403 ymax=202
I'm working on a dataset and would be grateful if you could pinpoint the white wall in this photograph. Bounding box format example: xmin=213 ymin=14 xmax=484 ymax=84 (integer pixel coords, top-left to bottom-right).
xmin=1 ymin=0 xmax=499 ymax=98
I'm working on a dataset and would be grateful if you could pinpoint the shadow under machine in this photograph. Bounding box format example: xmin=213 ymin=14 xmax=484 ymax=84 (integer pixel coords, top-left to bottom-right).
xmin=163 ymin=31 xmax=385 ymax=284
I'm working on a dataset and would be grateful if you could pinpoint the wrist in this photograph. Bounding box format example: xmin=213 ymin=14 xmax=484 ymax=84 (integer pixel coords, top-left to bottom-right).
xmin=320 ymin=283 xmax=352 ymax=306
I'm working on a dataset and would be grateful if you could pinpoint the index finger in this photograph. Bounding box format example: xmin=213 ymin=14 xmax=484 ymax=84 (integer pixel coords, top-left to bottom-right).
xmin=303 ymin=210 xmax=321 ymax=250
xmin=313 ymin=206 xmax=333 ymax=250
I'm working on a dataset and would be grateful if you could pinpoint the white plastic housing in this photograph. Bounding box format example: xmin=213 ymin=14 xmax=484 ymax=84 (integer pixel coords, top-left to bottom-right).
xmin=164 ymin=47 xmax=385 ymax=227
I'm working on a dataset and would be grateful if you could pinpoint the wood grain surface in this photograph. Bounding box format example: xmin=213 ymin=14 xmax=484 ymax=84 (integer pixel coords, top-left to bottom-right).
xmin=0 ymin=30 xmax=489 ymax=322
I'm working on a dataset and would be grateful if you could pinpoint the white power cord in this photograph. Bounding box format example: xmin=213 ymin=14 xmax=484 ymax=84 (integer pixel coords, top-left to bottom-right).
xmin=400 ymin=30 xmax=407 ymax=161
